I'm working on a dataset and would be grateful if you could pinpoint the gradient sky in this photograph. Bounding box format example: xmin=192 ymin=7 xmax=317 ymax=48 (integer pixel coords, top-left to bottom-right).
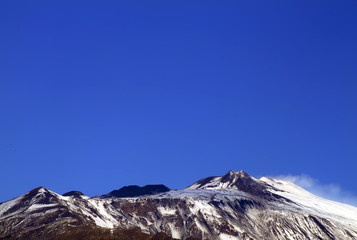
xmin=1 ymin=1 xmax=357 ymax=203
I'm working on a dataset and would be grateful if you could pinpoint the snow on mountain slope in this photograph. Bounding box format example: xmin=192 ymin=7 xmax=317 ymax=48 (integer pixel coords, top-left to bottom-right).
xmin=260 ymin=177 xmax=357 ymax=226
xmin=148 ymin=170 xmax=357 ymax=239
xmin=1 ymin=170 xmax=357 ymax=240
xmin=186 ymin=170 xmax=357 ymax=226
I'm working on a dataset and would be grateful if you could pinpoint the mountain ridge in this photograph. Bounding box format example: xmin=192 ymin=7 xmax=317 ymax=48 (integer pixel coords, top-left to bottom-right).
xmin=101 ymin=184 xmax=170 ymax=198
xmin=1 ymin=170 xmax=357 ymax=240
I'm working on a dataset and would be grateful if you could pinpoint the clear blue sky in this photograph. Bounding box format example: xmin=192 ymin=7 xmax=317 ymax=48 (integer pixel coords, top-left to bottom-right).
xmin=1 ymin=1 xmax=356 ymax=203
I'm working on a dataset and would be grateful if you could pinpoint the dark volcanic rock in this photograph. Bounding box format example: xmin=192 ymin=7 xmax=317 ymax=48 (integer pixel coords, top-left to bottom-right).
xmin=103 ymin=184 xmax=170 ymax=198
xmin=63 ymin=191 xmax=85 ymax=198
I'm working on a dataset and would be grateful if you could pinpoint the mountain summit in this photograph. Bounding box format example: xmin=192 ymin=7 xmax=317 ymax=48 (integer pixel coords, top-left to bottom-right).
xmin=187 ymin=170 xmax=258 ymax=190
xmin=186 ymin=170 xmax=271 ymax=197
xmin=1 ymin=170 xmax=357 ymax=240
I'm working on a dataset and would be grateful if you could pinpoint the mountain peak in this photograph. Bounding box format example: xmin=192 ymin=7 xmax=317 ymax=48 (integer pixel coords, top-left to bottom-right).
xmin=27 ymin=186 xmax=51 ymax=197
xmin=225 ymin=170 xmax=250 ymax=178
xmin=220 ymin=170 xmax=252 ymax=184
xmin=33 ymin=186 xmax=48 ymax=192
xmin=237 ymin=170 xmax=249 ymax=175
xmin=187 ymin=170 xmax=264 ymax=193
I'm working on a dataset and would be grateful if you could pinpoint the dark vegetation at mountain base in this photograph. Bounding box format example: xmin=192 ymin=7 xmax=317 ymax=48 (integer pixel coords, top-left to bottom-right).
xmin=0 ymin=226 xmax=201 ymax=240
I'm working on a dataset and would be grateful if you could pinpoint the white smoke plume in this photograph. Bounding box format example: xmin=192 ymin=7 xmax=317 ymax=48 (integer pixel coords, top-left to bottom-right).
xmin=276 ymin=174 xmax=357 ymax=207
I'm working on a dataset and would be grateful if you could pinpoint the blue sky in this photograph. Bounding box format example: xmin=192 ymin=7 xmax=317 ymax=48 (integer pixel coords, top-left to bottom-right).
xmin=1 ymin=1 xmax=356 ymax=203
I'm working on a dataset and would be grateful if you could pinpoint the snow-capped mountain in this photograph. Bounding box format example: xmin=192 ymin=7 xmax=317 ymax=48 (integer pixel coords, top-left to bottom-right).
xmin=1 ymin=170 xmax=357 ymax=240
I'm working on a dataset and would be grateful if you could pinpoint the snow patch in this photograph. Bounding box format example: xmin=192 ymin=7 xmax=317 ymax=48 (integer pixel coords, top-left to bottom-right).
xmin=157 ymin=206 xmax=176 ymax=215
xmin=27 ymin=204 xmax=58 ymax=212
xmin=219 ymin=233 xmax=237 ymax=240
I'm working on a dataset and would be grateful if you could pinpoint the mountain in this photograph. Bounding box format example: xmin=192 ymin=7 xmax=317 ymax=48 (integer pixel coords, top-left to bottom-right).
xmin=1 ymin=170 xmax=357 ymax=240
